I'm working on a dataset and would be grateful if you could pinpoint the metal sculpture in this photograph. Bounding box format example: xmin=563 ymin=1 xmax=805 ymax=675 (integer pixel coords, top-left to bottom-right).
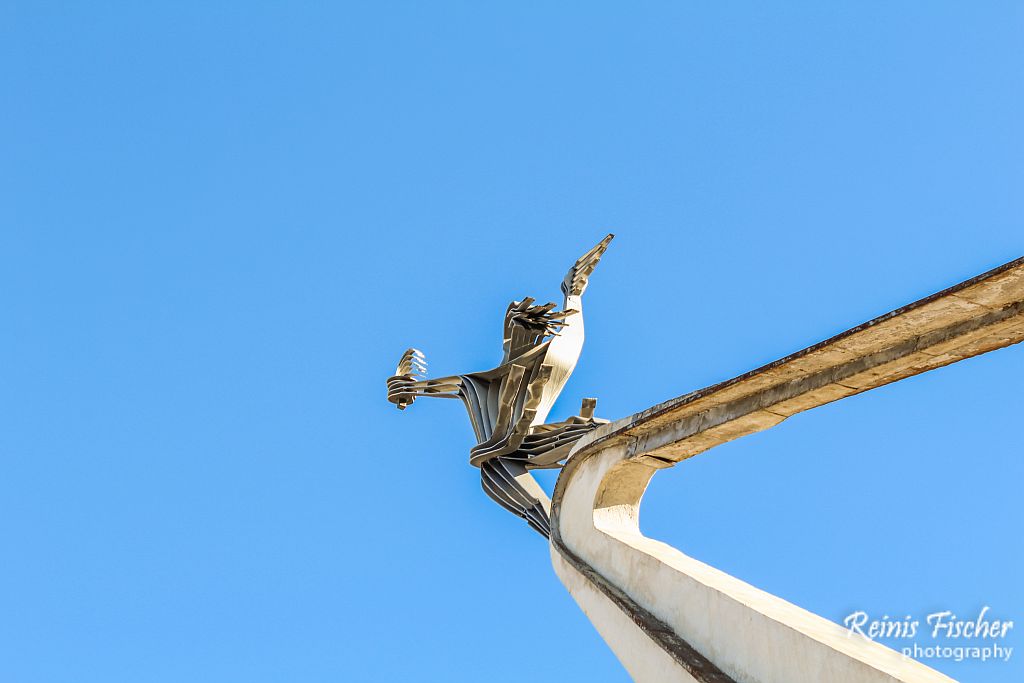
xmin=384 ymin=234 xmax=1023 ymax=681
xmin=385 ymin=234 xmax=614 ymax=536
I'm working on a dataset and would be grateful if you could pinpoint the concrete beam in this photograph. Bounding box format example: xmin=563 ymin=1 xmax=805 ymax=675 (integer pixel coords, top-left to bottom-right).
xmin=551 ymin=257 xmax=1024 ymax=683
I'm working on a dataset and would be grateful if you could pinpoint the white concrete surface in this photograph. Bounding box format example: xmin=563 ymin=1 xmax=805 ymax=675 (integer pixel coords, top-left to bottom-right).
xmin=550 ymin=256 xmax=1024 ymax=682
xmin=551 ymin=439 xmax=955 ymax=683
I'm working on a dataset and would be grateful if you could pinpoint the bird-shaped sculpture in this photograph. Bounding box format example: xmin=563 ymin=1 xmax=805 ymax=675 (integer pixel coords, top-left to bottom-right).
xmin=386 ymin=234 xmax=614 ymax=536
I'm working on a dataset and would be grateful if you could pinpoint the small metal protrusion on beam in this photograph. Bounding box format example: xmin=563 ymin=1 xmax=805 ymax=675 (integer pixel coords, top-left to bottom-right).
xmin=580 ymin=398 xmax=597 ymax=420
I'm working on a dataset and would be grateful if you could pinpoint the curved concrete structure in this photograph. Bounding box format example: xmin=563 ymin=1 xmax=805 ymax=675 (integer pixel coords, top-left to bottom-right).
xmin=551 ymin=257 xmax=1024 ymax=683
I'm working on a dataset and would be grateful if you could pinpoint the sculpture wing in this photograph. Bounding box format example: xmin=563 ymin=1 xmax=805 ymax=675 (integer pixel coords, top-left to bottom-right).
xmin=561 ymin=233 xmax=614 ymax=298
xmin=386 ymin=348 xmax=462 ymax=409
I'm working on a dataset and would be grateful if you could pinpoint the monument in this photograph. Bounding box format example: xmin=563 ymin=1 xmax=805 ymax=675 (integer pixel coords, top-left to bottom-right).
xmin=386 ymin=236 xmax=1023 ymax=683
xmin=386 ymin=234 xmax=614 ymax=536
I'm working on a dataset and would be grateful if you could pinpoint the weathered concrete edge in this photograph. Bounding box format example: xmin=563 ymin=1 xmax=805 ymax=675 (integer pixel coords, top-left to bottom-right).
xmin=629 ymin=298 xmax=1024 ymax=463
xmin=551 ymin=526 xmax=737 ymax=683
xmin=574 ymin=255 xmax=1024 ymax=456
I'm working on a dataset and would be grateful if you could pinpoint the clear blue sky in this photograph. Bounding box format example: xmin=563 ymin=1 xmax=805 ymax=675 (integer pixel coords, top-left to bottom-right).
xmin=2 ymin=3 xmax=1021 ymax=682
